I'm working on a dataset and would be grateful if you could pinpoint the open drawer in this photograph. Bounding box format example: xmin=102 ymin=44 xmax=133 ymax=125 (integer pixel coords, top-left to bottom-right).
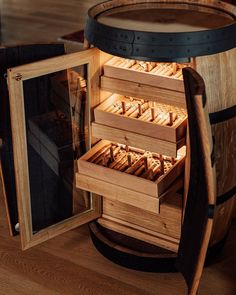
xmin=94 ymin=94 xmax=187 ymax=142
xmin=76 ymin=140 xmax=185 ymax=214
xmin=103 ymin=56 xmax=192 ymax=92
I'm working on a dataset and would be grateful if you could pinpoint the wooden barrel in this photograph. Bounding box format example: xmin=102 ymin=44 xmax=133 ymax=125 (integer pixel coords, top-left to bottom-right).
xmin=85 ymin=0 xmax=236 ymax=266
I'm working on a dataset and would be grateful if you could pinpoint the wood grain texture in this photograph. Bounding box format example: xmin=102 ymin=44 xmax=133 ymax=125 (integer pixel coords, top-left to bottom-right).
xmin=97 ymin=216 xmax=180 ymax=252
xmin=92 ymin=122 xmax=185 ymax=157
xmin=103 ymin=61 xmax=185 ymax=92
xmin=0 ymin=183 xmax=236 ymax=295
xmin=101 ymin=76 xmax=187 ymax=108
xmin=176 ymin=69 xmax=216 ymax=295
xmin=102 ymin=192 xmax=182 ymax=239
xmin=195 ymin=49 xmax=236 ymax=246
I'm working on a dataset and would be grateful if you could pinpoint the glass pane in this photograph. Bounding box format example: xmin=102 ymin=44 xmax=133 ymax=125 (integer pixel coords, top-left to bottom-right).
xmin=97 ymin=4 xmax=234 ymax=33
xmin=23 ymin=65 xmax=92 ymax=233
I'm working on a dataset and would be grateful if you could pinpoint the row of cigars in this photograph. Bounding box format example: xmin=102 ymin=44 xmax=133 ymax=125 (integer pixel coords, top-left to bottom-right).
xmin=107 ymin=56 xmax=188 ymax=79
xmin=103 ymin=96 xmax=187 ymax=127
xmin=88 ymin=143 xmax=176 ymax=182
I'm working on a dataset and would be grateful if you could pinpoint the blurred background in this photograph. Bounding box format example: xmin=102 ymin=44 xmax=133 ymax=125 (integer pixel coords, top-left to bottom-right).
xmin=0 ymin=0 xmax=100 ymax=46
xmin=0 ymin=0 xmax=235 ymax=46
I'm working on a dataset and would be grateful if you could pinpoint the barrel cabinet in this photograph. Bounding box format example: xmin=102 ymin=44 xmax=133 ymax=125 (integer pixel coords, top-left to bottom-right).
xmin=1 ymin=1 xmax=236 ymax=294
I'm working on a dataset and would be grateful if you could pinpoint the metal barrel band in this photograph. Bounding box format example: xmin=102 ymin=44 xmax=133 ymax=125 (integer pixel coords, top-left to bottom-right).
xmin=209 ymin=105 xmax=236 ymax=125
xmin=85 ymin=14 xmax=236 ymax=60
xmin=216 ymin=186 xmax=236 ymax=206
xmin=208 ymin=205 xmax=215 ymax=219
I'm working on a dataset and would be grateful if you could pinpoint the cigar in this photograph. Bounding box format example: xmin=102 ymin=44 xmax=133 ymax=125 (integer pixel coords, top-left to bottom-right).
xmin=130 ymin=63 xmax=140 ymax=70
xmin=151 ymin=108 xmax=156 ymax=121
xmin=153 ymin=114 xmax=163 ymax=124
xmin=129 ymin=109 xmax=140 ymax=118
xmin=136 ymin=65 xmax=145 ymax=72
xmin=150 ymin=64 xmax=161 ymax=73
xmin=139 ymin=109 xmax=150 ymax=121
xmin=119 ymin=159 xmax=130 ymax=172
xmin=138 ymin=103 xmax=142 ymax=116
xmin=88 ymin=144 xmax=111 ymax=163
xmin=124 ymin=103 xmax=138 ymax=116
xmin=109 ymin=152 xmax=126 ymax=169
xmin=127 ymin=153 xmax=132 ymax=167
xmin=122 ymin=101 xmax=126 ymax=114
xmin=172 ymin=63 xmax=177 ymax=75
xmin=96 ymin=148 xmax=112 ymax=165
xmin=110 ymin=146 xmax=114 ymax=162
xmin=113 ymin=155 xmax=128 ymax=170
xmin=141 ymin=158 xmax=156 ymax=176
xmin=159 ymin=155 xmax=165 ymax=174
xmin=173 ymin=70 xmax=182 ymax=79
xmin=141 ymin=160 xmax=156 ymax=179
xmin=169 ymin=112 xmax=174 ymax=126
xmin=151 ymin=166 xmax=162 ymax=181
xmin=139 ymin=61 xmax=148 ymax=71
xmin=171 ymin=157 xmax=176 ymax=165
xmin=102 ymin=154 xmax=108 ymax=167
xmin=147 ymin=169 xmax=154 ymax=181
xmin=125 ymin=157 xmax=144 ymax=174
xmin=147 ymin=62 xmax=156 ymax=72
xmin=163 ymin=68 xmax=174 ymax=77
xmin=173 ymin=116 xmax=183 ymax=127
xmin=144 ymin=157 xmax=149 ymax=171
xmin=121 ymin=152 xmax=139 ymax=172
xmin=134 ymin=164 xmax=145 ymax=176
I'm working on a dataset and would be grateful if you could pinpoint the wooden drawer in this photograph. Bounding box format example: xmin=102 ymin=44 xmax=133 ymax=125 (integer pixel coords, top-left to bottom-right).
xmin=103 ymin=57 xmax=191 ymax=92
xmin=99 ymin=191 xmax=182 ymax=252
xmin=100 ymin=76 xmax=186 ymax=108
xmin=92 ymin=123 xmax=185 ymax=157
xmin=102 ymin=192 xmax=182 ymax=239
xmin=76 ymin=140 xmax=185 ymax=214
xmin=94 ymin=94 xmax=187 ymax=143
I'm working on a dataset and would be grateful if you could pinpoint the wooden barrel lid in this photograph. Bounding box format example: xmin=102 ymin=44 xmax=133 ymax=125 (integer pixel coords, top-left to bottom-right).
xmin=85 ymin=0 xmax=236 ymax=61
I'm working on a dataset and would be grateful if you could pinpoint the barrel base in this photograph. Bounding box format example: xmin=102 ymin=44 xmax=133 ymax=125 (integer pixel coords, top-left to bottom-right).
xmin=89 ymin=222 xmax=178 ymax=273
xmin=89 ymin=222 xmax=228 ymax=273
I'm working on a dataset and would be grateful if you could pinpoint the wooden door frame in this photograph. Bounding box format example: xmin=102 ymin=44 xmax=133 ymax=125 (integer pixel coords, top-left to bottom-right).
xmin=7 ymin=48 xmax=101 ymax=250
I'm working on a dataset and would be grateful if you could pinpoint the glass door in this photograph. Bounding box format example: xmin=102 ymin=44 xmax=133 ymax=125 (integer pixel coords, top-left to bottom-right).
xmin=7 ymin=48 xmax=102 ymax=249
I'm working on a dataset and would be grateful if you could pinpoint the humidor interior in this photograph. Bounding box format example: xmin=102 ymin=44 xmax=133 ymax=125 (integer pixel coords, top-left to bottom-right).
xmin=76 ymin=51 xmax=190 ymax=251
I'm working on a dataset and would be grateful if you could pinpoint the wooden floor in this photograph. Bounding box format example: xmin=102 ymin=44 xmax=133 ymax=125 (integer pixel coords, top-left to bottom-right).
xmin=0 ymin=1 xmax=236 ymax=294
